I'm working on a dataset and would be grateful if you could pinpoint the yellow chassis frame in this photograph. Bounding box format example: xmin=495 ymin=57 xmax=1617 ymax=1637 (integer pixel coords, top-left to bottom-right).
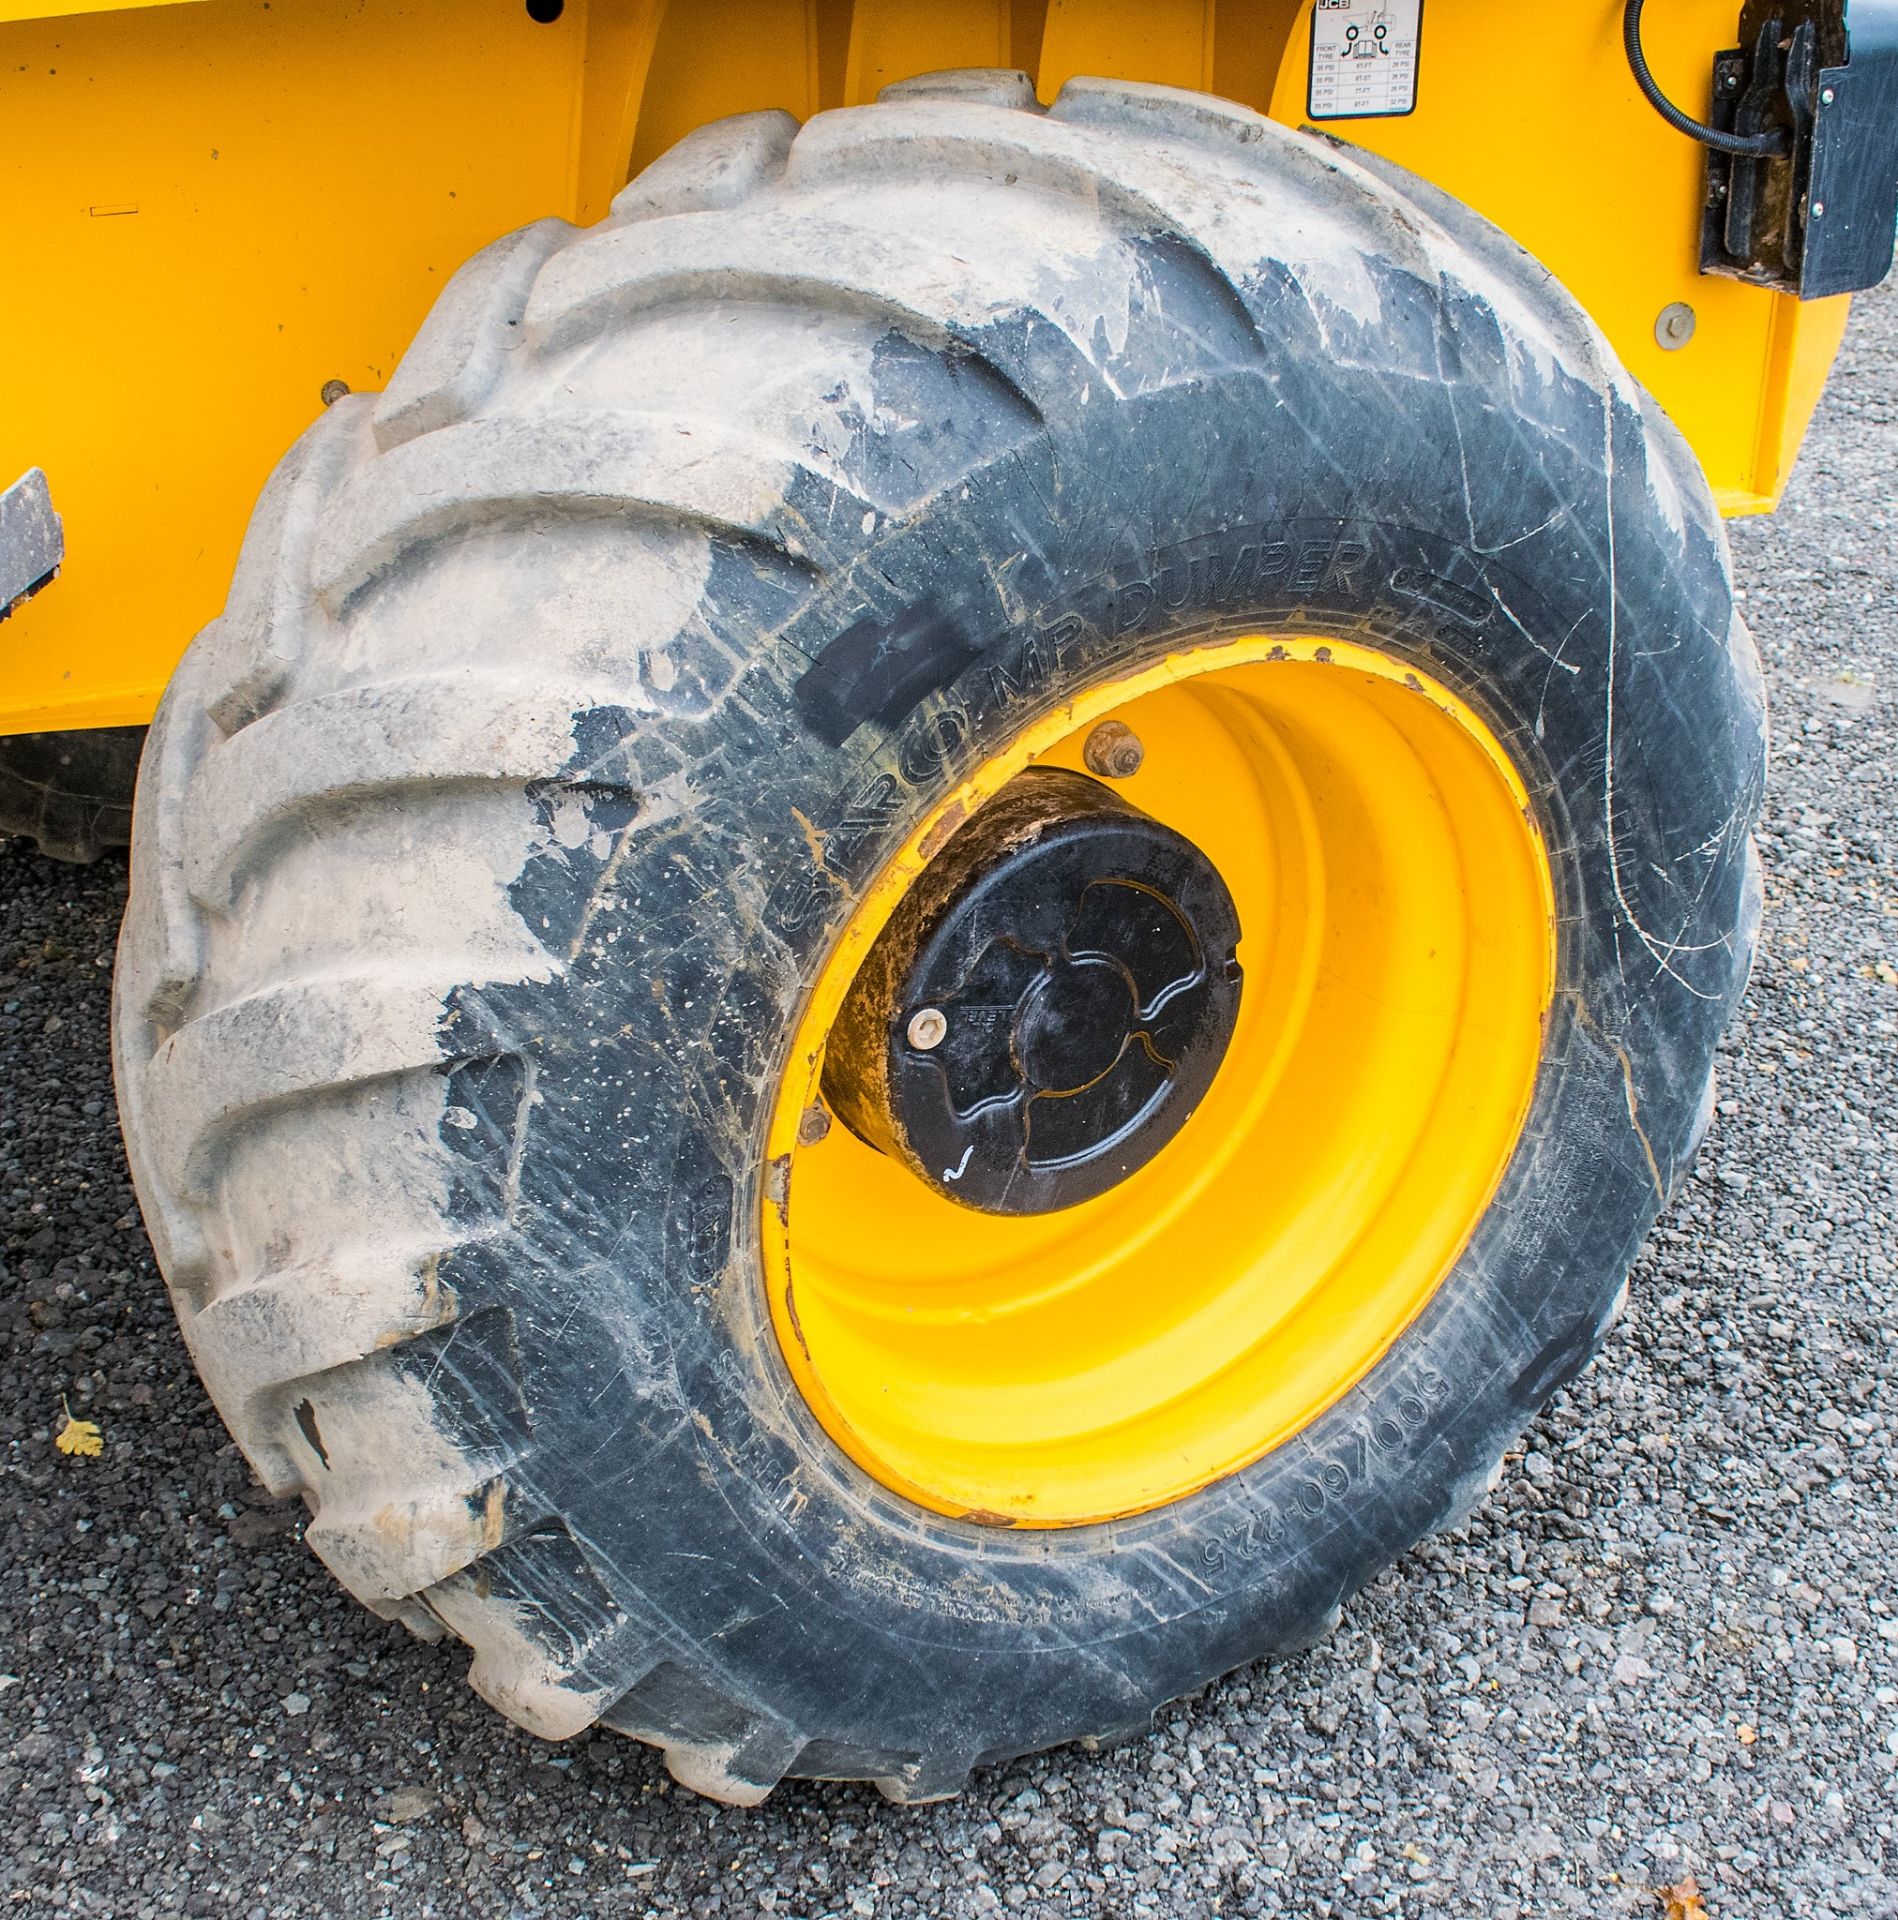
xmin=0 ymin=0 xmax=1850 ymax=737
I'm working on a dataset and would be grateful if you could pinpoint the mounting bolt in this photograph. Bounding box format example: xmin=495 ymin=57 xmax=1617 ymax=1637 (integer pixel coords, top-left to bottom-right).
xmin=319 ymin=379 xmax=351 ymax=406
xmin=1811 ymin=200 xmax=1826 ymax=218
xmin=1083 ymin=720 xmax=1145 ymax=781
xmin=907 ymin=1007 xmax=948 ymax=1052
xmin=1821 ymin=86 xmax=1836 ymax=105
xmin=1655 ymin=302 xmax=1697 ymax=351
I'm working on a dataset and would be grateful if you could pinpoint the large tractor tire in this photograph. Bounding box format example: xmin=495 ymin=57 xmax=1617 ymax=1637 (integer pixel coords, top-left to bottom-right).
xmin=113 ymin=74 xmax=1762 ymax=1803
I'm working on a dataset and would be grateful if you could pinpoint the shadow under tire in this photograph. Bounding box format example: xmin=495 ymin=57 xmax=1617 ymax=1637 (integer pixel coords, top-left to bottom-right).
xmin=0 ymin=726 xmax=141 ymax=863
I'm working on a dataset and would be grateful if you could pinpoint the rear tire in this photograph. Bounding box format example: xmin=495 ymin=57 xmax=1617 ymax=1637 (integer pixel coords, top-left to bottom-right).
xmin=0 ymin=726 xmax=141 ymax=862
xmin=113 ymin=73 xmax=1762 ymax=1802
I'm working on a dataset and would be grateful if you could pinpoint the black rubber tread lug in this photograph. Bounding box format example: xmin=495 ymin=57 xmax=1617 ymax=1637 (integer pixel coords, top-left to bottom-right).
xmin=180 ymin=669 xmax=628 ymax=911
xmin=794 ymin=80 xmax=1440 ymax=289
xmin=523 ymin=212 xmax=1062 ymax=413
xmin=874 ymin=1755 xmax=977 ymax=1807
xmin=203 ymin=399 xmax=366 ymax=734
xmin=598 ymin=1662 xmax=805 ymax=1804
xmin=373 ymin=218 xmax=574 ymax=452
xmin=608 ymin=110 xmax=798 ymax=226
xmin=877 ymin=68 xmax=1041 ymax=111
xmin=310 ymin=411 xmax=845 ymax=611
xmin=141 ymin=988 xmax=510 ymax=1202
xmin=1316 ymin=128 xmax=1614 ymax=392
xmin=425 ymin=1523 xmax=634 ymax=1740
xmin=192 ymin=1249 xmax=457 ymax=1386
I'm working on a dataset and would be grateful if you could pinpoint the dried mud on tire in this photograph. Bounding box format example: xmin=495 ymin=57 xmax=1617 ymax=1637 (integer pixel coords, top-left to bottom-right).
xmin=112 ymin=73 xmax=1763 ymax=1800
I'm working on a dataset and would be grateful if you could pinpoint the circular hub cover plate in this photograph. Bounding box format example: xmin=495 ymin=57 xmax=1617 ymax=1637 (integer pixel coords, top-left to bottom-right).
xmin=825 ymin=770 xmax=1242 ymax=1213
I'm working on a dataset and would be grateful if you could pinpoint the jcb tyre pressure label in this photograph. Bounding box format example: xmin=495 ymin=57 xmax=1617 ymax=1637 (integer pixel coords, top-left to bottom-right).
xmin=1308 ymin=0 xmax=1423 ymax=120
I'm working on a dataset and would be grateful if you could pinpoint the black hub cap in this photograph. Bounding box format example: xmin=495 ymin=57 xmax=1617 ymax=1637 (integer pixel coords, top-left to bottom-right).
xmin=823 ymin=768 xmax=1243 ymax=1214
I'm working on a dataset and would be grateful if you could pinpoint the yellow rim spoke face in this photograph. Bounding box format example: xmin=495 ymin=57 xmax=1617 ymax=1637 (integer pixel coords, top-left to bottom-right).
xmin=764 ymin=638 xmax=1555 ymax=1527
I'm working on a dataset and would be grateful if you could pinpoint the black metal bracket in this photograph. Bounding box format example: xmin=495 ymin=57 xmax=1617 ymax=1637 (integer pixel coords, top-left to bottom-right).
xmin=1701 ymin=0 xmax=1898 ymax=299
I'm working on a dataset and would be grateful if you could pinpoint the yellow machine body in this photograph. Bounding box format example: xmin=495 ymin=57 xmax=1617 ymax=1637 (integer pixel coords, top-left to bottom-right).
xmin=0 ymin=0 xmax=1851 ymax=738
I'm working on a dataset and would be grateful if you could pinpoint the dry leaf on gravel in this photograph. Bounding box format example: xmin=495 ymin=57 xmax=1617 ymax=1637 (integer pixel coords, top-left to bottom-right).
xmin=1661 ymin=1874 xmax=1709 ymax=1920
xmin=54 ymin=1397 xmax=102 ymax=1459
xmin=374 ymin=1786 xmax=439 ymax=1825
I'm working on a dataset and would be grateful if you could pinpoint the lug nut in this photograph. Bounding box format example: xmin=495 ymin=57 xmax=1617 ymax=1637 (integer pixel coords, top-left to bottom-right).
xmin=1083 ymin=720 xmax=1145 ymax=781
xmin=907 ymin=1007 xmax=947 ymax=1051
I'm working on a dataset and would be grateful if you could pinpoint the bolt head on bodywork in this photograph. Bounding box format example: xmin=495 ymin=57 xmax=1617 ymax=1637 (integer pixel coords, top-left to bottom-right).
xmin=1655 ymin=302 xmax=1697 ymax=350
xmin=823 ymin=768 xmax=1242 ymax=1215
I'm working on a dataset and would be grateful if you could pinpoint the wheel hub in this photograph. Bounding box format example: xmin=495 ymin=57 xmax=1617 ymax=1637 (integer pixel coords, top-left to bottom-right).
xmin=823 ymin=768 xmax=1243 ymax=1214
xmin=769 ymin=643 xmax=1556 ymax=1525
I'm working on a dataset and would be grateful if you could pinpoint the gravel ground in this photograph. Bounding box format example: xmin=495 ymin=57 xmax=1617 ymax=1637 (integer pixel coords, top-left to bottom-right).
xmin=3 ymin=281 xmax=1896 ymax=1920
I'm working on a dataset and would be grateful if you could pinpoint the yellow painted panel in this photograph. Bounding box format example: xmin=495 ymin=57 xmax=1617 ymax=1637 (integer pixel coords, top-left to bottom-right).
xmin=1210 ymin=0 xmax=1303 ymax=113
xmin=845 ymin=0 xmax=1009 ymax=101
xmin=1269 ymin=0 xmax=1845 ymax=513
xmin=0 ymin=0 xmax=597 ymax=734
xmin=0 ymin=0 xmax=199 ymax=23
xmin=1753 ymin=288 xmax=1853 ymax=510
xmin=627 ymin=0 xmax=822 ymax=175
xmin=1038 ymin=0 xmax=1212 ymax=94
xmin=575 ymin=0 xmax=669 ymax=225
xmin=0 ymin=0 xmax=1857 ymax=737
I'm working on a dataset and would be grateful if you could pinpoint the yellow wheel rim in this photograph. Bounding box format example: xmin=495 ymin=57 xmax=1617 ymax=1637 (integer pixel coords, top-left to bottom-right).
xmin=763 ymin=637 xmax=1555 ymax=1526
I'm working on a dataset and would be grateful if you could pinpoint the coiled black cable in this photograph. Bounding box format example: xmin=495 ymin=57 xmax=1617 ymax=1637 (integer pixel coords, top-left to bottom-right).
xmin=1623 ymin=0 xmax=1793 ymax=157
